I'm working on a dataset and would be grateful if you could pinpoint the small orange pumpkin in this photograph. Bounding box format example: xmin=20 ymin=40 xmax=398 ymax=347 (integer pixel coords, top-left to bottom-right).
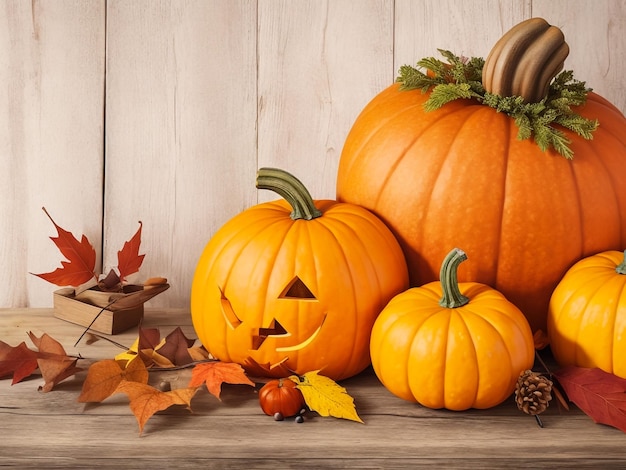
xmin=370 ymin=248 xmax=535 ymax=410
xmin=191 ymin=168 xmax=408 ymax=381
xmin=258 ymin=378 xmax=305 ymax=418
xmin=548 ymin=250 xmax=626 ymax=378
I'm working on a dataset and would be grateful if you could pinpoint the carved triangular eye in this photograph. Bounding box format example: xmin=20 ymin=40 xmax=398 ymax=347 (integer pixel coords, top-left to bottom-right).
xmin=280 ymin=276 xmax=316 ymax=299
xmin=220 ymin=287 xmax=242 ymax=329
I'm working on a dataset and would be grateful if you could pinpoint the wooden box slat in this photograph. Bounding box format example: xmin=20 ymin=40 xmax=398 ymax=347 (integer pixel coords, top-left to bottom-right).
xmin=53 ymin=288 xmax=143 ymax=334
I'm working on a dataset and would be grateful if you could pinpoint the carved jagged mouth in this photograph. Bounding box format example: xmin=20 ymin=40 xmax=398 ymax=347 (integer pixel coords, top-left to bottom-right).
xmin=252 ymin=315 xmax=326 ymax=352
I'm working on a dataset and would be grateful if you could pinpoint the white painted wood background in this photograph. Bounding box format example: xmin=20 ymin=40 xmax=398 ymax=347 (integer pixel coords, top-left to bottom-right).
xmin=2 ymin=0 xmax=625 ymax=308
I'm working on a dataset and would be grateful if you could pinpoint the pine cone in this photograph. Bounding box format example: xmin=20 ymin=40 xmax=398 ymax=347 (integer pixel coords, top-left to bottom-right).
xmin=515 ymin=369 xmax=553 ymax=415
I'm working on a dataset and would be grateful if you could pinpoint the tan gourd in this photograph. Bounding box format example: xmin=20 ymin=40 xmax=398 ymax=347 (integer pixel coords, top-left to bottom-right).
xmin=482 ymin=17 xmax=569 ymax=102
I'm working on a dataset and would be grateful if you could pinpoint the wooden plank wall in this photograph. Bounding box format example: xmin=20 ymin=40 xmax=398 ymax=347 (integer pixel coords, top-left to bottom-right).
xmin=2 ymin=0 xmax=625 ymax=308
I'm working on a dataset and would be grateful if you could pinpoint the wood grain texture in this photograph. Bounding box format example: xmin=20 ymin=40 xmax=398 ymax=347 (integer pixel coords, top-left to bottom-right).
xmin=103 ymin=0 xmax=258 ymax=306
xmin=257 ymin=0 xmax=393 ymax=202
xmin=0 ymin=1 xmax=625 ymax=308
xmin=1 ymin=308 xmax=625 ymax=468
xmin=394 ymin=0 xmax=531 ymax=71
xmin=0 ymin=1 xmax=105 ymax=307
xmin=532 ymin=0 xmax=626 ymax=112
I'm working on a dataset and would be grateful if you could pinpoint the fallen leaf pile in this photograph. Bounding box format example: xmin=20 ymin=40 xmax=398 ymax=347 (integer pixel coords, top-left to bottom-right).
xmin=0 ymin=332 xmax=81 ymax=392
xmin=11 ymin=209 xmax=367 ymax=434
xmin=0 ymin=324 xmax=364 ymax=435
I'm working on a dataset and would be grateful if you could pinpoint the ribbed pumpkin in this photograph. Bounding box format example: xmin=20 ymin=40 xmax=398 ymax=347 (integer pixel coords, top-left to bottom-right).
xmin=370 ymin=248 xmax=535 ymax=410
xmin=548 ymin=250 xmax=626 ymax=379
xmin=191 ymin=168 xmax=408 ymax=381
xmin=258 ymin=378 xmax=305 ymax=418
xmin=336 ymin=18 xmax=626 ymax=333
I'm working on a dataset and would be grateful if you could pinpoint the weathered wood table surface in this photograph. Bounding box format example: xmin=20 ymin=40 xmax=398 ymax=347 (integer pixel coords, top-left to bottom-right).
xmin=1 ymin=308 xmax=625 ymax=469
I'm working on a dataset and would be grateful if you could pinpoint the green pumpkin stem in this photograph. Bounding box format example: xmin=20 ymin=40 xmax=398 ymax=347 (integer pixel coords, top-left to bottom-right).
xmin=256 ymin=167 xmax=322 ymax=221
xmin=616 ymin=250 xmax=626 ymax=275
xmin=438 ymin=248 xmax=470 ymax=308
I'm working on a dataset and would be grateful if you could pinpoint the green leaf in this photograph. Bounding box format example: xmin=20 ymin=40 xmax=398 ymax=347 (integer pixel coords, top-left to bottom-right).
xmin=424 ymin=83 xmax=480 ymax=112
xmin=396 ymin=50 xmax=597 ymax=159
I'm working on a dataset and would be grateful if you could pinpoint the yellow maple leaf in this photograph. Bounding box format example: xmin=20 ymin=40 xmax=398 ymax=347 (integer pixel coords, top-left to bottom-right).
xmin=290 ymin=371 xmax=363 ymax=423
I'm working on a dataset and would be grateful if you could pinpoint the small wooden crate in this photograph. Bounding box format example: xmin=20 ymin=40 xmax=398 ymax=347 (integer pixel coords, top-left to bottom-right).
xmin=53 ymin=288 xmax=143 ymax=335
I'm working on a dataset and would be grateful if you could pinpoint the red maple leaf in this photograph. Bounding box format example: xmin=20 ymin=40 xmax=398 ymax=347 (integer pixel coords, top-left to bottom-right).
xmin=117 ymin=221 xmax=145 ymax=282
xmin=0 ymin=332 xmax=82 ymax=391
xmin=31 ymin=207 xmax=97 ymax=287
xmin=0 ymin=340 xmax=39 ymax=384
xmin=554 ymin=366 xmax=626 ymax=433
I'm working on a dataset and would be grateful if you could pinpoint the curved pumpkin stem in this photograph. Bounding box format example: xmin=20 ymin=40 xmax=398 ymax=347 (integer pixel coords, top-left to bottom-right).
xmin=439 ymin=248 xmax=470 ymax=308
xmin=256 ymin=167 xmax=322 ymax=221
xmin=482 ymin=18 xmax=569 ymax=103
xmin=616 ymin=250 xmax=626 ymax=275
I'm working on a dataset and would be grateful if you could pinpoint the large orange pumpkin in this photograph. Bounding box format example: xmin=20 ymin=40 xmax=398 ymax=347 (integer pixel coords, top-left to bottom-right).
xmin=191 ymin=168 xmax=408 ymax=381
xmin=336 ymin=18 xmax=626 ymax=333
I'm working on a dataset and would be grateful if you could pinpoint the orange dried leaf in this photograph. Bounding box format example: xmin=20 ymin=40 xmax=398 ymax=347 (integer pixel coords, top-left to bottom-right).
xmin=78 ymin=358 xmax=149 ymax=403
xmin=117 ymin=221 xmax=145 ymax=282
xmin=115 ymin=381 xmax=198 ymax=434
xmin=31 ymin=207 xmax=97 ymax=287
xmin=189 ymin=361 xmax=255 ymax=399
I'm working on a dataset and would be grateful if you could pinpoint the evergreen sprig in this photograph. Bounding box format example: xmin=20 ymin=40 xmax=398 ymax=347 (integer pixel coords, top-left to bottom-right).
xmin=396 ymin=49 xmax=598 ymax=159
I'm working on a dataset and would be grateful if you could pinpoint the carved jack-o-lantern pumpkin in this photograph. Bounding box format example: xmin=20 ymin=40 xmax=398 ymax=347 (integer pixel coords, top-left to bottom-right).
xmin=190 ymin=168 xmax=409 ymax=381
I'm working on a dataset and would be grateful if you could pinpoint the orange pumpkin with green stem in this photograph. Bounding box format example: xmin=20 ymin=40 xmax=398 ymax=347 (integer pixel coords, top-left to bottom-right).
xmin=370 ymin=248 xmax=535 ymax=410
xmin=336 ymin=18 xmax=626 ymax=333
xmin=190 ymin=167 xmax=408 ymax=381
xmin=548 ymin=250 xmax=626 ymax=379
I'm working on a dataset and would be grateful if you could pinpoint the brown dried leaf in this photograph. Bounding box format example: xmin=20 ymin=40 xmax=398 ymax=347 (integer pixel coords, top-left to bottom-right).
xmin=138 ymin=326 xmax=162 ymax=351
xmin=27 ymin=332 xmax=82 ymax=392
xmin=156 ymin=327 xmax=194 ymax=366
xmin=189 ymin=361 xmax=255 ymax=399
xmin=140 ymin=348 xmax=175 ymax=368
